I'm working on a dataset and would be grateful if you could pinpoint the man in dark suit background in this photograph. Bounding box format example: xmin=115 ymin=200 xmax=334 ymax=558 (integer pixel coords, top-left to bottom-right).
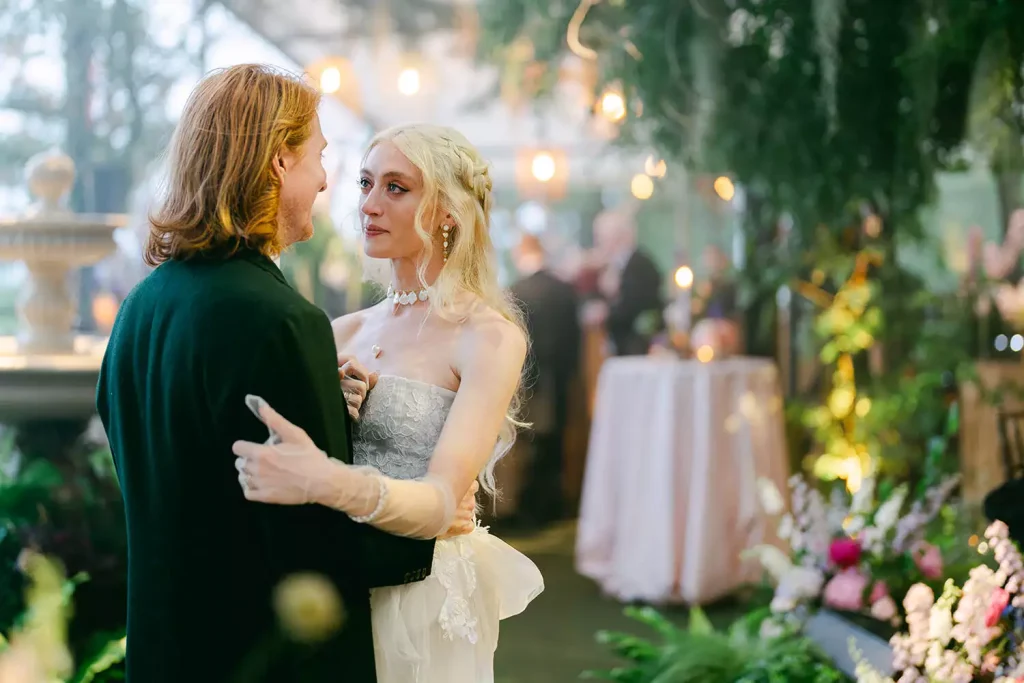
xmin=591 ymin=209 xmax=664 ymax=356
xmin=509 ymin=234 xmax=581 ymax=526
xmin=96 ymin=64 xmax=463 ymax=683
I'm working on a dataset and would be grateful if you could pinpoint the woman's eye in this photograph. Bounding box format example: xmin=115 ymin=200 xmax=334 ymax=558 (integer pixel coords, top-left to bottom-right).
xmin=388 ymin=182 xmax=407 ymax=193
xmin=358 ymin=178 xmax=370 ymax=189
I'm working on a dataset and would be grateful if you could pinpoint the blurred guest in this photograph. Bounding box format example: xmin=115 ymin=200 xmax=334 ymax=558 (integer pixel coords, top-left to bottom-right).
xmin=589 ymin=208 xmax=664 ymax=355
xmin=510 ymin=234 xmax=581 ymax=526
xmin=694 ymin=244 xmax=737 ymax=320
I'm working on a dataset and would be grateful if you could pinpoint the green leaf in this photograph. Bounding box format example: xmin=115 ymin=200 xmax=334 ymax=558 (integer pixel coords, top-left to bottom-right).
xmin=687 ymin=607 xmax=714 ymax=635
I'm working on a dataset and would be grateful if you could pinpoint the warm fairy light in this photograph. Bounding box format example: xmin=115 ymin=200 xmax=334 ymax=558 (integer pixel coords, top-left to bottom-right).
xmin=674 ymin=266 xmax=694 ymax=289
xmin=644 ymin=155 xmax=667 ymax=178
xmin=696 ymin=345 xmax=714 ymax=363
xmin=397 ymin=68 xmax=421 ymax=96
xmin=320 ymin=67 xmax=341 ymax=94
xmin=713 ymin=176 xmax=735 ymax=201
xmin=599 ymin=90 xmax=626 ymax=121
xmin=531 ymin=153 xmax=556 ymax=182
xmin=630 ymin=173 xmax=653 ymax=200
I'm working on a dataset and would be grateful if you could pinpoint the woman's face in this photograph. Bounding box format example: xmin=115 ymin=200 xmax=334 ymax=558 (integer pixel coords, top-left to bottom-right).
xmin=359 ymin=140 xmax=436 ymax=260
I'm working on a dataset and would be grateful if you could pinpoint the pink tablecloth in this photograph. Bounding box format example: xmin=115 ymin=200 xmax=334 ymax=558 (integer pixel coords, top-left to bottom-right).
xmin=575 ymin=356 xmax=789 ymax=604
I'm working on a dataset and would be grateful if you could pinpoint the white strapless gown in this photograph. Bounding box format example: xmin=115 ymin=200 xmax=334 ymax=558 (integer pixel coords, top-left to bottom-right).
xmin=352 ymin=375 xmax=544 ymax=683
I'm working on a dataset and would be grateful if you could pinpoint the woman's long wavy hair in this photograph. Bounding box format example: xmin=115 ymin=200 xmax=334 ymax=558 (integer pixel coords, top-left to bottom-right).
xmin=363 ymin=124 xmax=529 ymax=495
xmin=144 ymin=64 xmax=321 ymax=265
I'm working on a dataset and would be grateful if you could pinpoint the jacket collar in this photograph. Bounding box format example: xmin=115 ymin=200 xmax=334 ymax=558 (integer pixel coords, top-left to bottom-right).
xmin=235 ymin=246 xmax=289 ymax=287
xmin=190 ymin=240 xmax=289 ymax=287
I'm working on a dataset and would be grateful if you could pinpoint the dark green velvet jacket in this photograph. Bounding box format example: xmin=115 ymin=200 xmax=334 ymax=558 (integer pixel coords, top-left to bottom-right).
xmin=96 ymin=246 xmax=435 ymax=683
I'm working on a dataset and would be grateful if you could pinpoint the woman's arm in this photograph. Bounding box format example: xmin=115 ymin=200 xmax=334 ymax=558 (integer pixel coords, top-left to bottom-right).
xmin=233 ymin=314 xmax=527 ymax=539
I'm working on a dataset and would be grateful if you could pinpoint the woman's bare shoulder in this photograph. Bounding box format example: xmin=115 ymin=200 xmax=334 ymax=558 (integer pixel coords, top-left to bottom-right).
xmin=331 ymin=309 xmax=368 ymax=348
xmin=460 ymin=300 xmax=527 ymax=363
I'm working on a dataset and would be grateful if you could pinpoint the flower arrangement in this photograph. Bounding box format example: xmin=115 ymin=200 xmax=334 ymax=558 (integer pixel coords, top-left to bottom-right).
xmin=854 ymin=520 xmax=1024 ymax=683
xmin=751 ymin=474 xmax=961 ymax=632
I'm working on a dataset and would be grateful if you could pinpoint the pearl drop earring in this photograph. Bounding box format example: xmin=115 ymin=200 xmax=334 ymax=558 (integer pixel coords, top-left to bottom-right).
xmin=442 ymin=224 xmax=451 ymax=263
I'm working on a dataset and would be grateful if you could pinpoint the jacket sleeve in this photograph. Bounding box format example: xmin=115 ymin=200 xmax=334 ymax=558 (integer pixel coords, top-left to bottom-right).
xmin=242 ymin=306 xmax=436 ymax=589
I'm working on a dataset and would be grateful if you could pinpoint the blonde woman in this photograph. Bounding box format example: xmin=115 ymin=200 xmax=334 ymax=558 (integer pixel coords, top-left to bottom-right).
xmin=234 ymin=124 xmax=544 ymax=682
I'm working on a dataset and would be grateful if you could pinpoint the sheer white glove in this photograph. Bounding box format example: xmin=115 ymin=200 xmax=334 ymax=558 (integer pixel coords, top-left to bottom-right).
xmin=233 ymin=395 xmax=460 ymax=539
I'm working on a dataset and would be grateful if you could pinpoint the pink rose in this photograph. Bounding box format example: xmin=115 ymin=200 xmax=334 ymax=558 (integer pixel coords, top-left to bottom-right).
xmin=828 ymin=538 xmax=862 ymax=569
xmin=869 ymin=595 xmax=898 ymax=622
xmin=986 ymin=587 xmax=1010 ymax=628
xmin=822 ymin=568 xmax=869 ymax=612
xmin=869 ymin=580 xmax=889 ymax=604
xmin=912 ymin=542 xmax=943 ymax=580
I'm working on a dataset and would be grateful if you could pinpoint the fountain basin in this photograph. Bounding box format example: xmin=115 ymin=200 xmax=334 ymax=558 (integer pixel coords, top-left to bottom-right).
xmin=0 ymin=335 xmax=106 ymax=422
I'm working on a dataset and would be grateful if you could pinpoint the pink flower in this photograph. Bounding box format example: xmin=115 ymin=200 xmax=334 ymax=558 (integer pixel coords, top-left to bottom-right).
xmin=912 ymin=542 xmax=943 ymax=580
xmin=828 ymin=537 xmax=862 ymax=569
xmin=870 ymin=595 xmax=898 ymax=622
xmin=869 ymin=580 xmax=889 ymax=604
xmin=822 ymin=568 xmax=868 ymax=612
xmin=986 ymin=587 xmax=1010 ymax=628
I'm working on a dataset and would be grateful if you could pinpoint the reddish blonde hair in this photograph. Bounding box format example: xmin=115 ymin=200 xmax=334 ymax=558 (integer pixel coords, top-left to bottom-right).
xmin=145 ymin=64 xmax=321 ymax=265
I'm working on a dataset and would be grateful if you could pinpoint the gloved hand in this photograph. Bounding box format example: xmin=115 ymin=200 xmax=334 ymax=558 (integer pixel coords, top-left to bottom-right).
xmin=233 ymin=395 xmax=456 ymax=539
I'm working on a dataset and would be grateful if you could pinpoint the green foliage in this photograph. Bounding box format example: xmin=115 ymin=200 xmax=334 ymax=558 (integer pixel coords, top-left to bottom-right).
xmin=584 ymin=606 xmax=847 ymax=683
xmin=0 ymin=429 xmax=126 ymax=674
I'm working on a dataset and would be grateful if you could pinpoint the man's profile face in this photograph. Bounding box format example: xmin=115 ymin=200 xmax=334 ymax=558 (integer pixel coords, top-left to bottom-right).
xmin=276 ymin=114 xmax=328 ymax=248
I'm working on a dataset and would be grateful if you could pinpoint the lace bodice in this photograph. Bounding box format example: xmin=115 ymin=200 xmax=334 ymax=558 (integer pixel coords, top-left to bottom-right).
xmin=352 ymin=374 xmax=456 ymax=480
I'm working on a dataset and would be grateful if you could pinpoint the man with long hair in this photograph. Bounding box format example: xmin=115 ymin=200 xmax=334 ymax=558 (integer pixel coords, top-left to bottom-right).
xmin=96 ymin=64 xmax=440 ymax=683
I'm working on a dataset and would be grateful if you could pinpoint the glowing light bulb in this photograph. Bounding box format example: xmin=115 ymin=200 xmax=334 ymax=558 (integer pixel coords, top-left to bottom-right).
xmin=696 ymin=345 xmax=714 ymax=363
xmin=674 ymin=266 xmax=694 ymax=289
xmin=599 ymin=90 xmax=626 ymax=121
xmin=644 ymin=155 xmax=667 ymax=178
xmin=531 ymin=153 xmax=556 ymax=182
xmin=631 ymin=173 xmax=653 ymax=200
xmin=320 ymin=67 xmax=342 ymax=94
xmin=713 ymin=176 xmax=735 ymax=201
xmin=397 ymin=68 xmax=420 ymax=96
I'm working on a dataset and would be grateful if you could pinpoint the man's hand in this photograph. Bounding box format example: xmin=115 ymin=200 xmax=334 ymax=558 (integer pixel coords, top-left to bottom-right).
xmin=338 ymin=354 xmax=378 ymax=421
xmin=439 ymin=480 xmax=479 ymax=539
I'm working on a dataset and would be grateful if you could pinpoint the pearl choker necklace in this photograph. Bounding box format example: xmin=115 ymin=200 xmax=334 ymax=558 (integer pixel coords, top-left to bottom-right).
xmin=387 ymin=284 xmax=430 ymax=306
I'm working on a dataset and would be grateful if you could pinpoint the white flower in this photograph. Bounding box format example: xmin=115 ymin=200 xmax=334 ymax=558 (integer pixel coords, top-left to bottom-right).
xmin=757 ymin=477 xmax=785 ymax=515
xmin=759 ymin=618 xmax=785 ymax=639
xmin=851 ymin=477 xmax=876 ymax=515
xmin=928 ymin=600 xmax=953 ymax=643
xmin=845 ymin=515 xmax=867 ymax=535
xmin=745 ymin=544 xmax=793 ymax=581
xmin=874 ymin=485 xmax=908 ymax=534
xmin=777 ymin=565 xmax=825 ymax=600
xmin=770 ymin=595 xmax=797 ymax=613
xmin=903 ymin=583 xmax=936 ymax=612
xmin=778 ymin=513 xmax=794 ymax=540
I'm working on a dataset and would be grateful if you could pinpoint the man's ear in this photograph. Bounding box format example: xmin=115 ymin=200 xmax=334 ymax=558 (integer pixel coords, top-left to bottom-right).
xmin=271 ymin=149 xmax=288 ymax=182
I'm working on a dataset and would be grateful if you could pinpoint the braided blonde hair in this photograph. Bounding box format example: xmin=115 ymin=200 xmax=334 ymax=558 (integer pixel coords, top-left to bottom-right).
xmin=362 ymin=124 xmax=528 ymax=494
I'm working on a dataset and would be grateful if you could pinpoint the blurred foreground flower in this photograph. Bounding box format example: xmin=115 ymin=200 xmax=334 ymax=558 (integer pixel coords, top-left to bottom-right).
xmin=0 ymin=550 xmax=72 ymax=682
xmin=273 ymin=573 xmax=345 ymax=643
xmin=0 ymin=549 xmax=125 ymax=683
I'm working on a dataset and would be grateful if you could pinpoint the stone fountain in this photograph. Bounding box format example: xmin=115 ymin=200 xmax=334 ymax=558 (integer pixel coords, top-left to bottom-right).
xmin=0 ymin=149 xmax=126 ymax=457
